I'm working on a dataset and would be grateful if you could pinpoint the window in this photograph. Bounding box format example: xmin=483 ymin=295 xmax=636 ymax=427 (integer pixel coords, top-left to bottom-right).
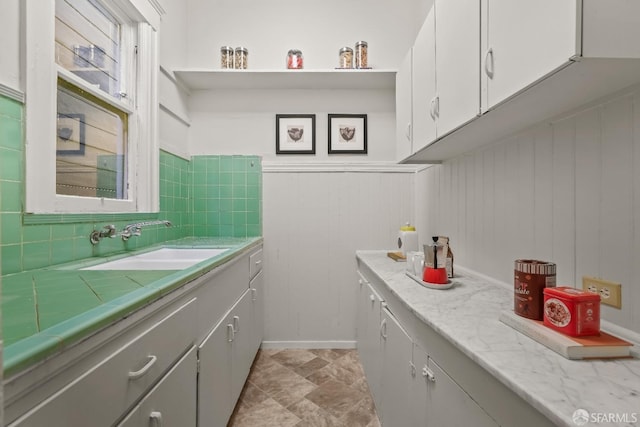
xmin=24 ymin=0 xmax=162 ymax=214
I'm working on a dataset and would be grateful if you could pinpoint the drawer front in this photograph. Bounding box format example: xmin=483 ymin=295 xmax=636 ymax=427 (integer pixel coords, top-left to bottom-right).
xmin=249 ymin=248 xmax=263 ymax=279
xmin=10 ymin=298 xmax=197 ymax=427
xmin=117 ymin=346 xmax=197 ymax=427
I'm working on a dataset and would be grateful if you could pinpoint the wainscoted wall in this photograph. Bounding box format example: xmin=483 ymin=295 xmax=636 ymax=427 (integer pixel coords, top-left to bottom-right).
xmin=262 ymin=164 xmax=419 ymax=346
xmin=420 ymin=86 xmax=640 ymax=333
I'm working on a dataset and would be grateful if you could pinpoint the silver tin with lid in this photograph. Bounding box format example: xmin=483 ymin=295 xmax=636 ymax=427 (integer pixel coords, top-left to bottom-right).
xmin=234 ymin=47 xmax=248 ymax=69
xmin=339 ymin=47 xmax=353 ymax=69
xmin=355 ymin=41 xmax=368 ymax=68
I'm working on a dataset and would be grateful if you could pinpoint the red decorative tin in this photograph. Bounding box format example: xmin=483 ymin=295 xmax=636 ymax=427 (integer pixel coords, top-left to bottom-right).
xmin=514 ymin=260 xmax=556 ymax=320
xmin=543 ymin=287 xmax=600 ymax=337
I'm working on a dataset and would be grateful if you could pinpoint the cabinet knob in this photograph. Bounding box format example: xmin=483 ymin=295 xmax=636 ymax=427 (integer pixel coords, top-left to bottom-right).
xmin=422 ymin=366 xmax=436 ymax=382
xmin=380 ymin=318 xmax=388 ymax=339
xmin=233 ymin=315 xmax=240 ymax=333
xmin=150 ymin=411 xmax=163 ymax=427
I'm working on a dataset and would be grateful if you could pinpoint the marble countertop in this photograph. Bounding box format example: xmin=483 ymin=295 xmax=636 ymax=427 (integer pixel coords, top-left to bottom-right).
xmin=2 ymin=236 xmax=262 ymax=376
xmin=356 ymin=251 xmax=640 ymax=427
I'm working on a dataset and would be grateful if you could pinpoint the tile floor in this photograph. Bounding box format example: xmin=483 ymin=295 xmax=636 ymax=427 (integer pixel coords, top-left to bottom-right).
xmin=228 ymin=348 xmax=381 ymax=427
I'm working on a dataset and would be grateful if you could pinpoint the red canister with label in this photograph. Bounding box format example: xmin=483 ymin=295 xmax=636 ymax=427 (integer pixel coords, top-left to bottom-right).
xmin=543 ymin=287 xmax=600 ymax=336
xmin=514 ymin=260 xmax=556 ymax=320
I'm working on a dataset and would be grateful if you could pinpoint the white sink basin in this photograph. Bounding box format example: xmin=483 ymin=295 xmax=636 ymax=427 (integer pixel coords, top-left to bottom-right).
xmin=81 ymin=248 xmax=229 ymax=270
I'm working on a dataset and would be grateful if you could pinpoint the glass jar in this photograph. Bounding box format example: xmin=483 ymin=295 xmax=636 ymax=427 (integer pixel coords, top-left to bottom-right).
xmin=287 ymin=49 xmax=304 ymax=69
xmin=220 ymin=46 xmax=234 ymax=69
xmin=355 ymin=41 xmax=368 ymax=69
xmin=339 ymin=47 xmax=353 ymax=69
xmin=234 ymin=47 xmax=248 ymax=69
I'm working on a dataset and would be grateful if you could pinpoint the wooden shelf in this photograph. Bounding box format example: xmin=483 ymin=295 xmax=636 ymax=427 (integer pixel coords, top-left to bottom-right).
xmin=173 ymin=69 xmax=397 ymax=91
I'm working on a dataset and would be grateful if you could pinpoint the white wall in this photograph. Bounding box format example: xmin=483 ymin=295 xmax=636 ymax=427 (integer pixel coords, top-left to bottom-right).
xmin=421 ymin=85 xmax=640 ymax=334
xmin=0 ymin=0 xmax=21 ymax=93
xmin=185 ymin=0 xmax=428 ymax=70
xmin=159 ymin=0 xmax=192 ymax=158
xmin=188 ymin=89 xmax=395 ymax=161
xmin=262 ymin=167 xmax=418 ymax=346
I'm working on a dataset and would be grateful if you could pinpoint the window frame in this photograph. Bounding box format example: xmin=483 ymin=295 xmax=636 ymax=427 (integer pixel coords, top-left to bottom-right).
xmin=24 ymin=0 xmax=160 ymax=214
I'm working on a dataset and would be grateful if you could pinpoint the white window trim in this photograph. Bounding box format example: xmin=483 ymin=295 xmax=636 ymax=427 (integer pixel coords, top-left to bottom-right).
xmin=23 ymin=0 xmax=160 ymax=214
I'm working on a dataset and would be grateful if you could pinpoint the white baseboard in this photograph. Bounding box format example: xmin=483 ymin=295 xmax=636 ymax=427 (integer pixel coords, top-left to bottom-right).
xmin=260 ymin=340 xmax=356 ymax=350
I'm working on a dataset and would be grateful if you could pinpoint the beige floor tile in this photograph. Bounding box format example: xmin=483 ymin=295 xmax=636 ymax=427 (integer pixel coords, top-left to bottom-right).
xmin=271 ymin=348 xmax=318 ymax=369
xmin=229 ymin=398 xmax=301 ymax=427
xmin=304 ymin=379 xmax=366 ymax=419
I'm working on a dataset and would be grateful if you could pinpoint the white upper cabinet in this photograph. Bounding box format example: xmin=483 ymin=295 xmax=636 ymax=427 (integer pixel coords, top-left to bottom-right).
xmin=396 ymin=49 xmax=413 ymax=161
xmin=481 ymin=0 xmax=579 ymax=112
xmin=435 ymin=0 xmax=481 ymax=136
xmin=411 ymin=9 xmax=437 ymax=154
xmin=405 ymin=0 xmax=640 ymax=163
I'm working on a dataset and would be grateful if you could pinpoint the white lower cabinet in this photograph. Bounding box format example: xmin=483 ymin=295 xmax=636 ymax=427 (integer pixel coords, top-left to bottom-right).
xmin=117 ymin=346 xmax=198 ymax=427
xmin=356 ymin=269 xmax=502 ymax=427
xmin=380 ymin=307 xmax=413 ymax=427
xmin=412 ymin=345 xmax=497 ymax=427
xmin=356 ymin=275 xmax=384 ymax=413
xmin=198 ymin=287 xmax=260 ymax=427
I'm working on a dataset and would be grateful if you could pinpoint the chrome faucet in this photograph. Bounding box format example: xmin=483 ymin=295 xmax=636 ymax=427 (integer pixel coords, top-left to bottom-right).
xmin=120 ymin=220 xmax=172 ymax=241
xmin=89 ymin=224 xmax=117 ymax=245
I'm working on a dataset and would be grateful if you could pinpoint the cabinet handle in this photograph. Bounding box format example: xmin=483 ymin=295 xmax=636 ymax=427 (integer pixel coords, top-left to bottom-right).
xmin=410 ymin=361 xmax=416 ymax=378
xmin=227 ymin=323 xmax=235 ymax=342
xmin=405 ymin=123 xmax=411 ymax=141
xmin=484 ymin=48 xmax=494 ymax=78
xmin=150 ymin=411 xmax=163 ymax=427
xmin=369 ymin=294 xmax=375 ymax=302
xmin=430 ymin=96 xmax=439 ymax=119
xmin=233 ymin=315 xmax=240 ymax=333
xmin=422 ymin=366 xmax=436 ymax=382
xmin=128 ymin=355 xmax=157 ymax=380
xmin=251 ymin=288 xmax=257 ymax=301
xmin=380 ymin=318 xmax=388 ymax=339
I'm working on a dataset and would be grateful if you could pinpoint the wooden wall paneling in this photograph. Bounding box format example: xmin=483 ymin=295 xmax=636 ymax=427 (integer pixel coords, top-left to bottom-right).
xmin=516 ymin=133 xmax=536 ymax=258
xmin=482 ymin=150 xmax=496 ymax=278
xmin=551 ymin=117 xmax=576 ymax=285
xmin=491 ymin=145 xmax=507 ymax=282
xmin=632 ymin=92 xmax=640 ymax=330
xmin=532 ymin=124 xmax=554 ymax=263
xmin=504 ymin=139 xmax=521 ymax=277
xmin=574 ymin=107 xmax=602 ymax=288
xmin=600 ymin=96 xmax=634 ymax=326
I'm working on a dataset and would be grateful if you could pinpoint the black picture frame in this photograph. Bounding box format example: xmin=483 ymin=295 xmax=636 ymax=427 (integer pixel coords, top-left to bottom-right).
xmin=328 ymin=114 xmax=367 ymax=154
xmin=56 ymin=113 xmax=86 ymax=155
xmin=276 ymin=114 xmax=316 ymax=154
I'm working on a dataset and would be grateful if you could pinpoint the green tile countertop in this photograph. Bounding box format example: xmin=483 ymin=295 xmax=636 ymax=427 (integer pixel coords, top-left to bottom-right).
xmin=2 ymin=236 xmax=262 ymax=376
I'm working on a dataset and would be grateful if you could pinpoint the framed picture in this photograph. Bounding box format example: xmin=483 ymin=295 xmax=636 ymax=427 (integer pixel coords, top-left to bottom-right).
xmin=56 ymin=113 xmax=86 ymax=155
xmin=328 ymin=114 xmax=367 ymax=154
xmin=276 ymin=114 xmax=316 ymax=154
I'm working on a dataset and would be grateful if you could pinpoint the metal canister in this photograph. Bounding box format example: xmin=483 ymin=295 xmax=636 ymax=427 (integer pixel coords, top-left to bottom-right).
xmin=514 ymin=259 xmax=556 ymax=320
xmin=339 ymin=47 xmax=353 ymax=68
xmin=355 ymin=41 xmax=368 ymax=68
xmin=234 ymin=47 xmax=248 ymax=69
xmin=221 ymin=46 xmax=234 ymax=69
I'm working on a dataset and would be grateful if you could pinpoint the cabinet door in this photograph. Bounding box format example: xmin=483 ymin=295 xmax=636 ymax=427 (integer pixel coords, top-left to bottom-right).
xmin=427 ymin=358 xmax=498 ymax=427
xmin=117 ymin=346 xmax=197 ymax=427
xmin=380 ymin=307 xmax=413 ymax=427
xmin=198 ymin=310 xmax=235 ymax=427
xmin=231 ymin=290 xmax=255 ymax=401
xmin=396 ymin=48 xmax=413 ymax=161
xmin=412 ymin=9 xmax=437 ymax=153
xmin=482 ymin=0 xmax=578 ymax=111
xmin=411 ymin=345 xmax=430 ymax=427
xmin=435 ymin=0 xmax=480 ymax=137
xmin=249 ymin=270 xmax=264 ymax=357
xmin=356 ymin=278 xmax=383 ymax=412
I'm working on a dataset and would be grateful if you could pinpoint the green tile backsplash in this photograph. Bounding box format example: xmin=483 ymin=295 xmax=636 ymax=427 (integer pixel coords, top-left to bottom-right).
xmin=0 ymin=94 xmax=262 ymax=275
